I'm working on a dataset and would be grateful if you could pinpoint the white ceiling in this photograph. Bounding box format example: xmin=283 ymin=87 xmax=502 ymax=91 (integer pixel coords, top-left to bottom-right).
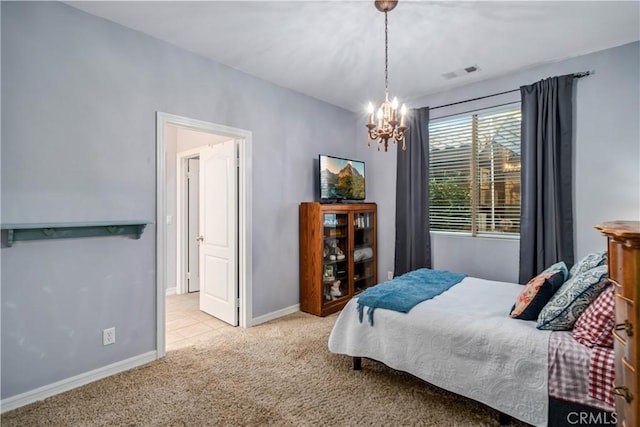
xmin=65 ymin=1 xmax=640 ymax=112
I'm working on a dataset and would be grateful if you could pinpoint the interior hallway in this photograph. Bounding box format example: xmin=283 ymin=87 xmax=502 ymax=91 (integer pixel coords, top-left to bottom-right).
xmin=165 ymin=292 xmax=233 ymax=351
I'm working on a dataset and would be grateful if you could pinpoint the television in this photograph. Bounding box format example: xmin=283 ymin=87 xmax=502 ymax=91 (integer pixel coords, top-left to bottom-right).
xmin=319 ymin=154 xmax=366 ymax=202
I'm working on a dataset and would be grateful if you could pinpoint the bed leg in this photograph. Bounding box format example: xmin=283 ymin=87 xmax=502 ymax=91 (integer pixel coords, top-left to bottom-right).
xmin=353 ymin=356 xmax=362 ymax=371
xmin=498 ymin=412 xmax=512 ymax=425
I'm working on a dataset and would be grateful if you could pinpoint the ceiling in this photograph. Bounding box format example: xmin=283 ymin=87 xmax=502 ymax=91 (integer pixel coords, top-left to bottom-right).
xmin=65 ymin=1 xmax=640 ymax=112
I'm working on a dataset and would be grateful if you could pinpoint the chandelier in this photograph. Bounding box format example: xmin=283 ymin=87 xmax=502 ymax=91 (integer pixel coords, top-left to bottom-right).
xmin=366 ymin=0 xmax=408 ymax=152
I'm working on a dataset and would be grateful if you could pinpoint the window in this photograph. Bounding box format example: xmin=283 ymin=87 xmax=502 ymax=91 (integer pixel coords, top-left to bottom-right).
xmin=429 ymin=104 xmax=521 ymax=236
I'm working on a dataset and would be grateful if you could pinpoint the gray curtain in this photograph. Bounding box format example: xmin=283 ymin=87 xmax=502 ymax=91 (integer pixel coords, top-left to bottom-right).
xmin=394 ymin=107 xmax=431 ymax=276
xmin=519 ymin=75 xmax=575 ymax=284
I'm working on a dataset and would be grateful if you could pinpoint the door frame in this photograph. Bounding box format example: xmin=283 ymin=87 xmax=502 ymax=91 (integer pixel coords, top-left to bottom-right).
xmin=156 ymin=112 xmax=253 ymax=359
xmin=176 ymin=147 xmax=204 ymax=295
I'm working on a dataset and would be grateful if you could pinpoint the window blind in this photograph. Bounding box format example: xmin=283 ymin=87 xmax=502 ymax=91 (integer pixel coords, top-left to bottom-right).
xmin=429 ymin=103 xmax=521 ymax=235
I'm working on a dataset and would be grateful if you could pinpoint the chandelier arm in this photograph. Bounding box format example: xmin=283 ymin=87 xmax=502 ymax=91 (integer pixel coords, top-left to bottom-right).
xmin=393 ymin=132 xmax=403 ymax=143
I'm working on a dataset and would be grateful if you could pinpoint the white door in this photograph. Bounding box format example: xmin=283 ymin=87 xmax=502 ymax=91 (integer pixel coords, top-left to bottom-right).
xmin=199 ymin=140 xmax=238 ymax=326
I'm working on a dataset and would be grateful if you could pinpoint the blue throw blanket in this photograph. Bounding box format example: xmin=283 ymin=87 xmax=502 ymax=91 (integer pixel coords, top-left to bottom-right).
xmin=356 ymin=268 xmax=467 ymax=325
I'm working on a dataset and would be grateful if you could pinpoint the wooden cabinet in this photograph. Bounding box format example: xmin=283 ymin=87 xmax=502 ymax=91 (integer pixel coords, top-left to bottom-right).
xmin=595 ymin=221 xmax=640 ymax=427
xmin=299 ymin=202 xmax=377 ymax=316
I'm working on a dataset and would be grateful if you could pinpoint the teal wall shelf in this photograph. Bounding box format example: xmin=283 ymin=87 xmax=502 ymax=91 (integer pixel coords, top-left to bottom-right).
xmin=1 ymin=221 xmax=151 ymax=247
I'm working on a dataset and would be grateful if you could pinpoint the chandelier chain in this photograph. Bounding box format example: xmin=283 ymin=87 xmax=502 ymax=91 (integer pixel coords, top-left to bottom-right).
xmin=384 ymin=11 xmax=388 ymax=93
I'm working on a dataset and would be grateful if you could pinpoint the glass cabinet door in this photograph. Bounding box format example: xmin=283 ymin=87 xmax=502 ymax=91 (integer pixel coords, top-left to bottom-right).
xmin=322 ymin=213 xmax=348 ymax=305
xmin=353 ymin=211 xmax=375 ymax=293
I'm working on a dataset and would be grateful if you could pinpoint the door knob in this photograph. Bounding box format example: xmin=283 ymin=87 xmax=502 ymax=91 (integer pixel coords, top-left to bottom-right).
xmin=196 ymin=235 xmax=204 ymax=242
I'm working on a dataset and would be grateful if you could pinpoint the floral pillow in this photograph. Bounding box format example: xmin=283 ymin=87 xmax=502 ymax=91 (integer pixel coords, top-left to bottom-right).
xmin=540 ymin=261 xmax=569 ymax=282
xmin=510 ymin=270 xmax=565 ymax=320
xmin=537 ymin=265 xmax=609 ymax=331
xmin=572 ymin=285 xmax=615 ymax=348
xmin=569 ymin=250 xmax=607 ymax=278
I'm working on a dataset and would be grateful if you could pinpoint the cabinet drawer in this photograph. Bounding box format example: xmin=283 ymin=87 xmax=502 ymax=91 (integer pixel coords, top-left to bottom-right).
xmin=615 ymin=292 xmax=631 ymax=334
xmin=608 ymin=239 xmax=624 ymax=285
xmin=613 ymin=358 xmax=637 ymax=427
xmin=614 ymin=295 xmax=637 ymax=368
xmin=608 ymin=238 xmax=640 ymax=299
xmin=614 ymin=329 xmax=627 ymax=360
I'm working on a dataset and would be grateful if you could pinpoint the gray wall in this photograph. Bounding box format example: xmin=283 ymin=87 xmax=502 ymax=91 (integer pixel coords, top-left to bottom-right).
xmin=1 ymin=1 xmax=356 ymax=399
xmin=362 ymin=41 xmax=640 ymax=283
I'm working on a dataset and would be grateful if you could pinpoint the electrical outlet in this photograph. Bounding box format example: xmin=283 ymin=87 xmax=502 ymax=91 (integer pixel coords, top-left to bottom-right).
xmin=387 ymin=271 xmax=393 ymax=280
xmin=103 ymin=327 xmax=116 ymax=346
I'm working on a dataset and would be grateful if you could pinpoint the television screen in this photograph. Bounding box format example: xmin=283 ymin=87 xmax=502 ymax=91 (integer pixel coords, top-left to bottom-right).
xmin=319 ymin=155 xmax=366 ymax=201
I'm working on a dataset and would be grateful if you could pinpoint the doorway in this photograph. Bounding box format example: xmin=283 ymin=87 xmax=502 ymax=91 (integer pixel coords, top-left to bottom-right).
xmin=175 ymin=138 xmax=238 ymax=327
xmin=156 ymin=112 xmax=253 ymax=359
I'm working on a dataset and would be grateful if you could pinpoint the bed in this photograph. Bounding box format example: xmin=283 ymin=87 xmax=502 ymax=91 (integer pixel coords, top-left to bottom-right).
xmin=328 ymin=273 xmax=615 ymax=427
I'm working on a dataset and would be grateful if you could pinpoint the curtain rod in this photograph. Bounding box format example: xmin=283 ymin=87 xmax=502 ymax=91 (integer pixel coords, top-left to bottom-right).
xmin=430 ymin=71 xmax=593 ymax=111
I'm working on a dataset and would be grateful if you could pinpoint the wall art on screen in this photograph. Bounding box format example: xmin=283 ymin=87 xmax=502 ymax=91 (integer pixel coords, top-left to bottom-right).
xmin=319 ymin=154 xmax=366 ymax=201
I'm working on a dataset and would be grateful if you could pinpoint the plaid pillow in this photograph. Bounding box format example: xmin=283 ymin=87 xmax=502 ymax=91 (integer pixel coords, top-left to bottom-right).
xmin=572 ymin=285 xmax=615 ymax=348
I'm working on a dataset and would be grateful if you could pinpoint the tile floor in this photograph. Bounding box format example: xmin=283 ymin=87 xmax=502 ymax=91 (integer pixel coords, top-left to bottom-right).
xmin=165 ymin=292 xmax=233 ymax=351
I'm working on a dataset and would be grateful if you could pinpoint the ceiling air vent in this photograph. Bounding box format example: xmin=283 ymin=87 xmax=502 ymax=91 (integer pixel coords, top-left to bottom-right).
xmin=442 ymin=64 xmax=481 ymax=80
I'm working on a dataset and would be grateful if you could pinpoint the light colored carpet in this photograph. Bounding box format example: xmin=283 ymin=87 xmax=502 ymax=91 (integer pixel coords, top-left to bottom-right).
xmin=1 ymin=311 xmax=524 ymax=426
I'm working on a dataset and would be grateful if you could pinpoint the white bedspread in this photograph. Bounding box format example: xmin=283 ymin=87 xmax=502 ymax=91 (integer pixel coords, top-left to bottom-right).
xmin=328 ymin=277 xmax=551 ymax=427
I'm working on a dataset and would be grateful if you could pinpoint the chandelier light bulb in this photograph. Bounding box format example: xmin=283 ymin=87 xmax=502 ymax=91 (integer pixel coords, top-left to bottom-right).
xmin=367 ymin=102 xmax=375 ymax=125
xmin=392 ymin=97 xmax=399 ymax=110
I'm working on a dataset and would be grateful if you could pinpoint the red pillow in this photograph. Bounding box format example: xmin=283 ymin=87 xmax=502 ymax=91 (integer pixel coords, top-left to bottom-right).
xmin=572 ymin=285 xmax=615 ymax=348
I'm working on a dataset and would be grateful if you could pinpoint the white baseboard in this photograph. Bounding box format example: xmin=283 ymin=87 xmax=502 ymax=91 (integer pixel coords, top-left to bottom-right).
xmin=251 ymin=304 xmax=300 ymax=326
xmin=0 ymin=351 xmax=157 ymax=413
xmin=165 ymin=287 xmax=176 ymax=296
xmin=1 ymin=304 xmax=301 ymax=413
